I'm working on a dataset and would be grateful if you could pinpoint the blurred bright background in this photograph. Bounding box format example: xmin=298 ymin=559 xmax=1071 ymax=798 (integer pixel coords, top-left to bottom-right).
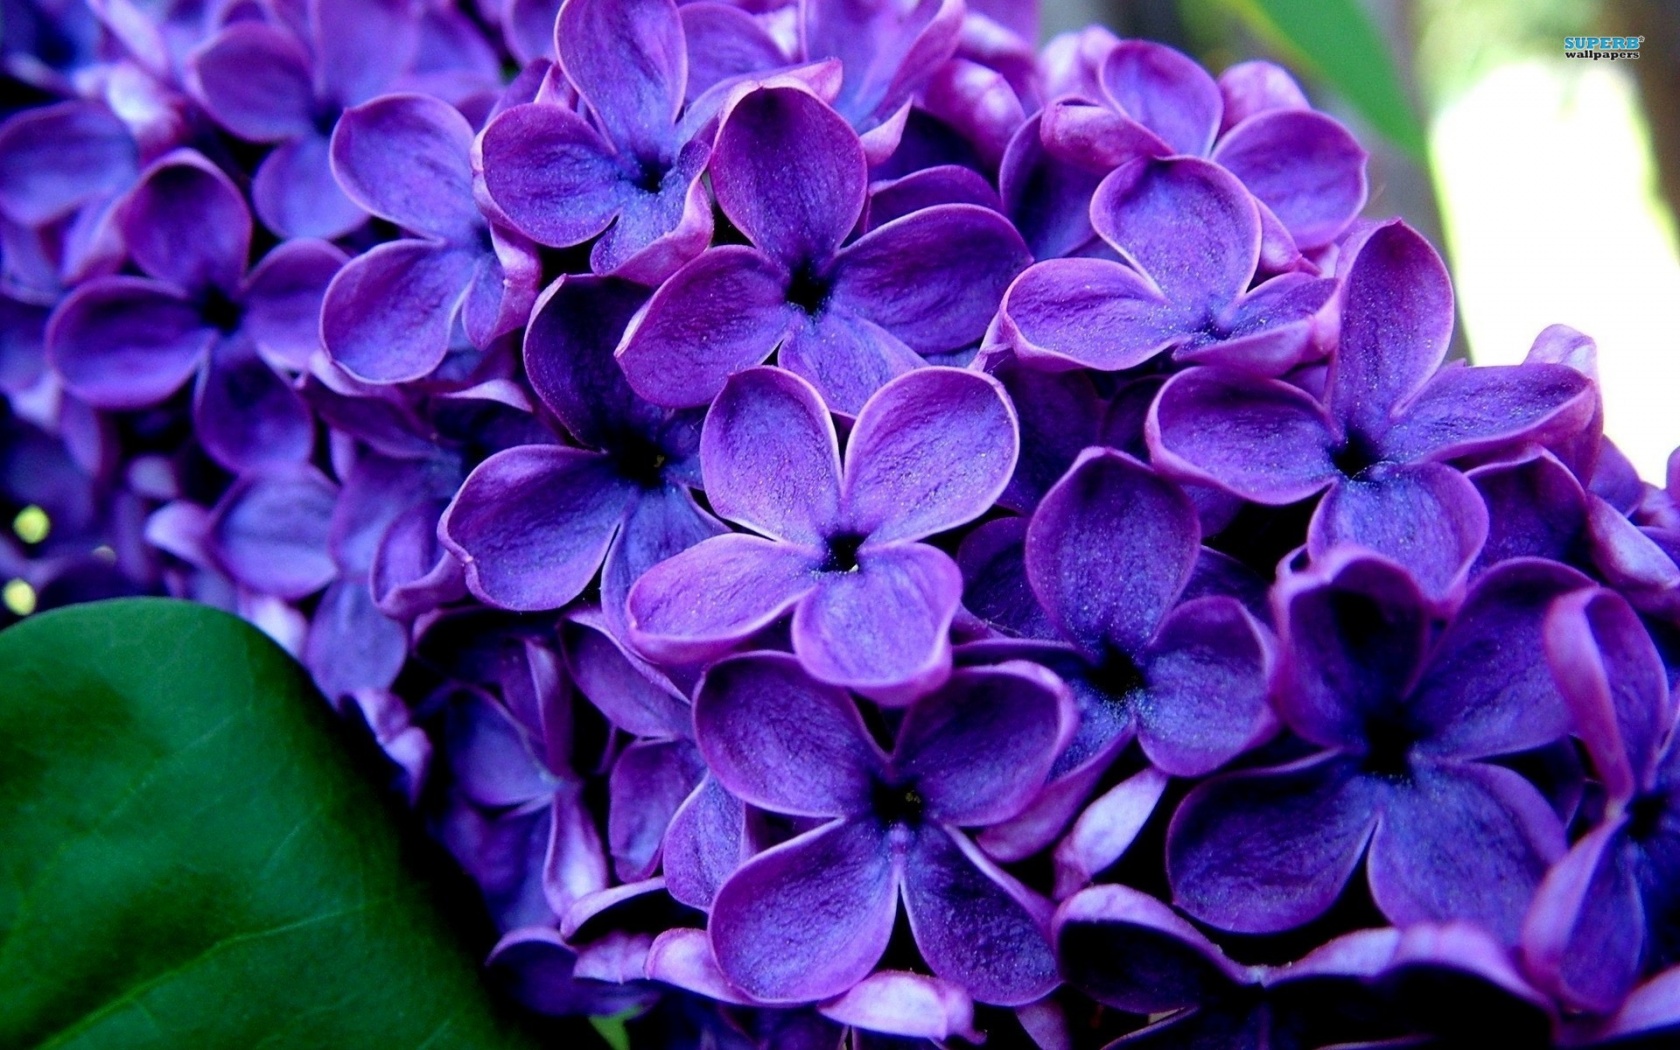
xmin=1042 ymin=0 xmax=1680 ymax=481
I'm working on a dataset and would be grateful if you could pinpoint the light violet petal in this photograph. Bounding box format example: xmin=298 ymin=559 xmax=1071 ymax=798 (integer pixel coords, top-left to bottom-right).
xmin=710 ymin=819 xmax=899 ymax=1003
xmin=314 ymin=0 xmax=420 ymax=106
xmin=693 ymin=651 xmax=882 ymax=818
xmin=241 ymin=238 xmax=345 ymax=370
xmin=1038 ymin=98 xmax=1170 ymax=173
xmin=627 ymin=533 xmax=822 ymax=664
xmin=819 ymin=970 xmax=977 ymax=1041
xmin=561 ymin=613 xmax=688 ymax=737
xmin=1136 ymin=596 xmax=1271 ymax=777
xmin=1052 ymin=767 xmax=1171 ymax=900
xmin=187 ymin=23 xmax=314 ymax=142
xmin=122 ymin=150 xmax=251 ymax=293
xmin=794 ymin=542 xmax=960 ymax=697
xmin=996 ymin=257 xmax=1178 ymax=372
xmin=330 ymin=92 xmax=478 ymax=241
xmin=321 ymin=240 xmax=478 ymax=383
xmin=0 ymin=101 xmax=138 ymax=225
xmin=208 ymin=465 xmax=339 ymax=599
xmin=608 ymin=737 xmax=705 ymax=881
xmin=1099 ymin=40 xmax=1221 ymax=157
xmin=252 ymin=133 xmax=367 ymax=239
xmin=478 ymin=103 xmax=622 ymax=247
xmin=701 ymin=365 xmax=842 ymax=545
xmin=1382 ymin=362 xmax=1596 ymax=464
xmin=776 ymin=307 xmax=924 ymax=416
xmin=1091 ymin=155 xmax=1258 ymax=309
xmin=663 ymin=775 xmax=748 ymax=910
xmin=1216 ymin=61 xmax=1308 ymax=130
xmin=680 ymin=2 xmax=785 ymax=102
xmin=304 ymin=578 xmax=407 ymax=698
xmin=644 ymin=927 xmax=755 ymax=1004
xmin=440 ymin=446 xmax=635 ymax=611
xmin=557 ymin=0 xmax=685 ymax=158
xmin=1522 ymin=820 xmax=1643 ymax=1012
xmin=46 ymin=277 xmax=211 ymax=409
xmin=1212 ymin=109 xmax=1367 ymax=250
xmin=1307 ymin=462 xmax=1489 ymax=602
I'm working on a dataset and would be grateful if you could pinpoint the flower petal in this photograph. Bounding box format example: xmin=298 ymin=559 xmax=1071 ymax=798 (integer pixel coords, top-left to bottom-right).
xmin=439 ymin=446 xmax=635 ymax=611
xmin=999 ymin=114 xmax=1103 ymax=260
xmin=818 ymin=970 xmax=977 ymax=1042
xmin=46 ymin=276 xmax=211 ymax=409
xmin=1055 ymin=883 xmax=1249 ymax=1012
xmin=1025 ymin=447 xmax=1199 ymax=655
xmin=892 ymin=662 xmax=1069 ymax=827
xmin=1366 ymin=762 xmax=1565 ymax=944
xmin=478 ymin=102 xmax=623 ymax=248
xmin=995 ymin=256 xmax=1178 ymax=371
xmin=902 ymin=823 xmax=1058 ymax=1006
xmin=561 ymin=612 xmax=688 ymax=738
xmin=193 ymin=333 xmax=314 ymax=473
xmin=122 ymin=150 xmax=251 ymax=294
xmin=1212 ymin=109 xmax=1367 ymax=250
xmin=1052 ymin=767 xmax=1171 ymax=900
xmin=0 ymin=101 xmax=138 ymax=226
xmin=522 ymin=274 xmax=654 ymax=445
xmin=314 ymin=0 xmax=420 ymax=106
xmin=1100 ymin=41 xmax=1222 ymax=157
xmin=321 ymin=240 xmax=478 ymax=383
xmin=1307 ymin=462 xmax=1489 ymax=602
xmin=208 ymin=465 xmax=339 ymax=599
xmin=843 ymin=367 xmax=1018 ymax=543
xmin=663 ymin=775 xmax=748 ymax=910
xmin=627 ymin=533 xmax=823 ymax=665
xmin=187 ymin=23 xmax=315 ymax=143
xmin=330 ymin=92 xmax=479 ymax=241
xmin=710 ymin=819 xmax=899 ymax=1003
xmin=1091 ymin=155 xmax=1257 ymax=308
xmin=241 ymin=237 xmax=346 ymax=370
xmin=1136 ymin=596 xmax=1271 ymax=776
xmin=557 ymin=0 xmax=686 ymax=158
xmin=1523 ymin=821 xmax=1643 ymax=1012
xmin=1168 ymin=753 xmax=1378 ymax=933
xmin=1381 ymin=362 xmax=1596 ymax=464
xmin=608 ymin=737 xmax=706 ymax=882
xmin=598 ymin=483 xmax=727 ymax=641
xmin=776 ymin=307 xmax=924 ymax=416
xmin=252 ymin=133 xmax=367 ymax=239
xmin=794 ymin=542 xmax=961 ymax=697
xmin=616 ymin=245 xmax=797 ymax=408
xmin=694 ymin=650 xmax=882 ymax=818
xmin=701 ymin=365 xmax=842 ymax=545
xmin=712 ymin=85 xmax=866 ymax=266
xmin=680 ymin=2 xmax=785 ymax=102
xmin=303 ymin=578 xmax=408 ymax=699
xmin=1148 ymin=366 xmax=1339 ymax=504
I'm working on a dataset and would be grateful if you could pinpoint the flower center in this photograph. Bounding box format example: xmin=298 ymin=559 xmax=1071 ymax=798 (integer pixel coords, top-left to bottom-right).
xmin=786 ymin=259 xmax=834 ymax=316
xmin=199 ymin=286 xmax=244 ymax=334
xmin=1359 ymin=713 xmax=1418 ymax=780
xmin=1089 ymin=644 xmax=1147 ymax=700
xmin=872 ymin=777 xmax=925 ymax=828
xmin=631 ymin=155 xmax=669 ymax=195
xmin=610 ymin=432 xmax=669 ymax=489
xmin=1628 ymin=790 xmax=1670 ymax=842
xmin=822 ymin=531 xmax=866 ymax=574
xmin=1332 ymin=430 xmax=1384 ymax=480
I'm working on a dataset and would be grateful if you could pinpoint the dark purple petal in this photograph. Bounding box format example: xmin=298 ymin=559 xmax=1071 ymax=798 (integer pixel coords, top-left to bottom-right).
xmin=901 ymin=823 xmax=1057 ymax=1006
xmin=1329 ymin=222 xmax=1454 ymax=440
xmin=616 ymin=245 xmax=798 ymax=408
xmin=304 ymin=577 xmax=408 ymax=698
xmin=0 ymin=101 xmax=137 ymax=226
xmin=557 ymin=0 xmax=685 ymax=158
xmin=996 ymin=257 xmax=1176 ymax=371
xmin=710 ymin=819 xmax=899 ymax=1003
xmin=193 ymin=334 xmax=313 ymax=473
xmin=241 ymin=237 xmax=345 ymax=370
xmin=314 ymin=0 xmax=420 ymax=106
xmin=609 ymin=737 xmax=706 ymax=881
xmin=1099 ymin=41 xmax=1222 ymax=157
xmin=627 ymin=533 xmax=822 ymax=664
xmin=208 ymin=465 xmax=339 ymax=599
xmin=47 ymin=277 xmax=211 ymax=409
xmin=712 ymin=85 xmax=865 ymax=266
xmin=1055 ymin=883 xmax=1250 ymax=1012
xmin=999 ymin=114 xmax=1103 ymax=259
xmin=1471 ymin=450 xmax=1590 ymax=568
xmin=830 ymin=204 xmax=1030 ymax=353
xmin=1544 ymin=587 xmax=1672 ymax=799
xmin=445 ymin=691 xmax=551 ymax=808
xmin=956 ymin=516 xmax=1056 ymax=639
xmin=122 ymin=150 xmax=251 ymax=294
xmin=187 ymin=23 xmax=315 ymax=143
xmin=1038 ymin=97 xmax=1170 ymax=173
xmin=1149 ymin=366 xmax=1340 ymax=503
xmin=843 ymin=368 xmax=1018 ymax=544
xmin=891 ymin=662 xmax=1069 ymax=827
xmin=1212 ymin=110 xmax=1367 ymax=250
xmin=775 ymin=307 xmax=924 ymax=416
xmin=701 ymin=366 xmax=842 ymax=545
xmin=440 ymin=446 xmax=636 ymax=611
xmin=561 ymin=612 xmax=688 ymax=738
xmin=1091 ymin=156 xmax=1257 ymax=308
xmin=793 ymin=541 xmax=962 ymax=697
xmin=1381 ymin=362 xmax=1596 ymax=464
xmin=1025 ymin=447 xmax=1198 ymax=655
xmin=478 ymin=102 xmax=622 ymax=247
xmin=864 ymin=166 xmax=1001 ymax=230
xmin=694 ymin=651 xmax=882 ymax=817
xmin=1408 ymin=557 xmax=1590 ymax=759
xmin=1136 ymin=596 xmax=1271 ymax=776
xmin=663 ymin=775 xmax=747 ymax=910
xmin=803 ymin=0 xmax=962 ymax=134
xmin=370 ymin=498 xmax=462 ymax=618
xmin=321 ymin=240 xmax=479 ymax=383
xmin=1307 ymin=462 xmax=1488 ymax=602
xmin=522 ymin=275 xmax=653 ymax=445
xmin=1366 ymin=762 xmax=1565 ymax=944
xmin=1168 ymin=753 xmax=1378 ymax=933
xmin=503 ymin=0 xmax=561 ymax=65
xmin=252 ymin=132 xmax=367 ymax=239
xmin=1273 ymin=548 xmax=1428 ymax=750
xmin=680 ymin=2 xmax=785 ymax=101
xmin=330 ymin=92 xmax=479 ymax=242
xmin=1523 ymin=821 xmax=1643 ymax=1012
xmin=599 ymin=484 xmax=728 ymax=641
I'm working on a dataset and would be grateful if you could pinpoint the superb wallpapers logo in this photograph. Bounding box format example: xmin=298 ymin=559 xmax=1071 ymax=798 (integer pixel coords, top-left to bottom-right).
xmin=1564 ymin=35 xmax=1645 ymax=60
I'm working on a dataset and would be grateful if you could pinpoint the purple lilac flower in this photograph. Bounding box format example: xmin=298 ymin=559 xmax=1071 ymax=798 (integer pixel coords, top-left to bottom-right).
xmin=1041 ymin=40 xmax=1368 ymax=254
xmin=614 ymin=83 xmax=1031 ymax=413
xmin=321 ymin=91 xmax=537 ymax=383
xmin=1168 ymin=547 xmax=1589 ymax=943
xmin=187 ymin=0 xmax=421 ymax=237
xmin=996 ymin=154 xmax=1337 ymax=376
xmin=626 ymin=364 xmax=1017 ymax=697
xmin=1150 ymin=220 xmax=1594 ymax=599
xmin=45 ymin=150 xmax=342 ymax=472
xmin=439 ymin=275 xmax=726 ymax=637
xmin=693 ymin=651 xmax=1070 ymax=1004
xmin=1523 ymin=588 xmax=1680 ymax=1012
xmin=961 ymin=448 xmax=1272 ymax=860
xmin=477 ymin=0 xmax=714 ymax=284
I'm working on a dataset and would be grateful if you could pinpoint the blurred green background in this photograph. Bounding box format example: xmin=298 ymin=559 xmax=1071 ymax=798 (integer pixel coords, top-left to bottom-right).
xmin=1043 ymin=0 xmax=1680 ymax=481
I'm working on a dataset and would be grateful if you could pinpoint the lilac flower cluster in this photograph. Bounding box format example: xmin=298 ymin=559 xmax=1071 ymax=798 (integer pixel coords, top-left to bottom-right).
xmin=6 ymin=0 xmax=1680 ymax=1045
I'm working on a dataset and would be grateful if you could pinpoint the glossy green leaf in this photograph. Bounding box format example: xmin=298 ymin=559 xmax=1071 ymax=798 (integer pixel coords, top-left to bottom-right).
xmin=1222 ymin=0 xmax=1428 ymax=158
xmin=0 ymin=599 xmax=542 ymax=1049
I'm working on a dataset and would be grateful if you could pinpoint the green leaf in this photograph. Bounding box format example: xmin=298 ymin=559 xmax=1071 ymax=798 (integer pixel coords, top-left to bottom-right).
xmin=1221 ymin=0 xmax=1428 ymax=158
xmin=590 ymin=1011 xmax=635 ymax=1050
xmin=0 ymin=599 xmax=541 ymax=1049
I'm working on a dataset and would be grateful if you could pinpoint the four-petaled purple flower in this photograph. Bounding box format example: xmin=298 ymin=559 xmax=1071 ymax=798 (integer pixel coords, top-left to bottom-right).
xmin=695 ymin=651 xmax=1071 ymax=1004
xmin=614 ymin=83 xmax=1031 ymax=414
xmin=1169 ymin=548 xmax=1589 ymax=943
xmin=626 ymin=364 xmax=1018 ymax=698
